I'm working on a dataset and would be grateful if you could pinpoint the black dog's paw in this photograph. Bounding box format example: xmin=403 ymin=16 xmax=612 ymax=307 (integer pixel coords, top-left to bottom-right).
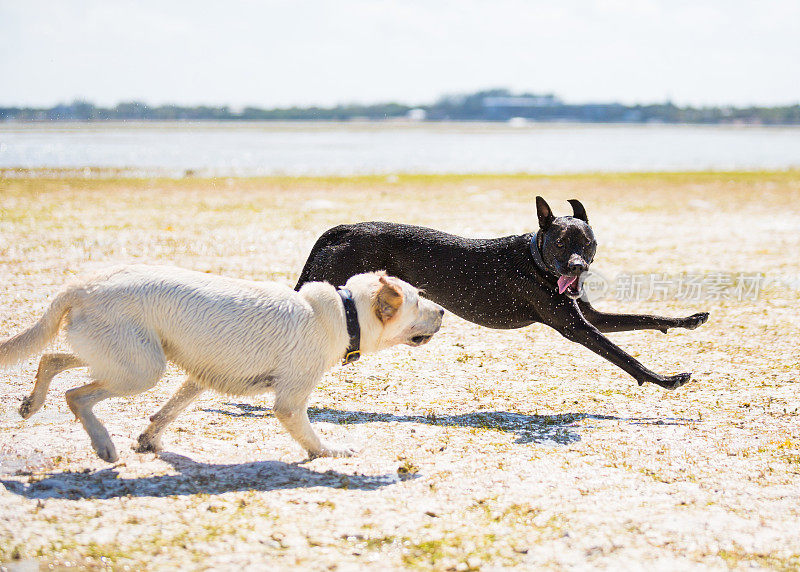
xmin=682 ymin=312 xmax=709 ymax=330
xmin=658 ymin=312 xmax=708 ymax=334
xmin=659 ymin=373 xmax=692 ymax=390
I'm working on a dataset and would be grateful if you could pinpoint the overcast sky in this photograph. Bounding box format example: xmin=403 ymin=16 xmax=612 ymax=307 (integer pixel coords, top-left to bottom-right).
xmin=2 ymin=0 xmax=798 ymax=108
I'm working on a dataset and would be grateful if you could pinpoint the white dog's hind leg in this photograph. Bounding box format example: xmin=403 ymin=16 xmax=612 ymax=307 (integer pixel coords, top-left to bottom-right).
xmin=65 ymin=382 xmax=118 ymax=463
xmin=136 ymin=378 xmax=204 ymax=453
xmin=274 ymin=393 xmax=358 ymax=459
xmin=61 ymin=316 xmax=167 ymax=462
xmin=20 ymin=353 xmax=86 ymax=419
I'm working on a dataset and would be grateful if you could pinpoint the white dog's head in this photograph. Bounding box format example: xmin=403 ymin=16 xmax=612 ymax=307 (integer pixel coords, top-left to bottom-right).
xmin=345 ymin=272 xmax=444 ymax=354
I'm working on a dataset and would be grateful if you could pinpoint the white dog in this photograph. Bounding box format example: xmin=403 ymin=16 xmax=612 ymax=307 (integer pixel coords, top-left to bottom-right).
xmin=0 ymin=265 xmax=444 ymax=462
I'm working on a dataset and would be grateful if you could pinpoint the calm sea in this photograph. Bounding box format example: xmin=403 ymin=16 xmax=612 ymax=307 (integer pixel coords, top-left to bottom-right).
xmin=1 ymin=122 xmax=799 ymax=175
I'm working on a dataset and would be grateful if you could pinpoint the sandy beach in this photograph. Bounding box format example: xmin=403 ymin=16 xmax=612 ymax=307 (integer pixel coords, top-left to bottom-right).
xmin=1 ymin=170 xmax=798 ymax=570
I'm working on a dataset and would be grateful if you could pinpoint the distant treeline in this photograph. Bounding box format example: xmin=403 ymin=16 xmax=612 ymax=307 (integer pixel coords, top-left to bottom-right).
xmin=3 ymin=89 xmax=799 ymax=124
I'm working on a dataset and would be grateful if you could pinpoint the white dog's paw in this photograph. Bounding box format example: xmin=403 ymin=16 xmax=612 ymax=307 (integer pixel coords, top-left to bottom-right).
xmin=19 ymin=395 xmax=43 ymax=419
xmin=93 ymin=440 xmax=119 ymax=463
xmin=134 ymin=433 xmax=163 ymax=454
xmin=311 ymin=442 xmax=359 ymax=458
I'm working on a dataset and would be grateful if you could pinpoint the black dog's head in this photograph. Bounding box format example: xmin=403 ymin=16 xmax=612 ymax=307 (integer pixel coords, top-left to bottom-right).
xmin=535 ymin=196 xmax=596 ymax=299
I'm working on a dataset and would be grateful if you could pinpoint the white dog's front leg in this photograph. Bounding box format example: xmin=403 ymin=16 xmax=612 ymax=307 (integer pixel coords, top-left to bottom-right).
xmin=274 ymin=398 xmax=356 ymax=458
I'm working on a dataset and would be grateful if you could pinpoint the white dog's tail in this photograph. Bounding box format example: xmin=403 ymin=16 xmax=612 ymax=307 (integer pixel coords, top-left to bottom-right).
xmin=0 ymin=289 xmax=75 ymax=367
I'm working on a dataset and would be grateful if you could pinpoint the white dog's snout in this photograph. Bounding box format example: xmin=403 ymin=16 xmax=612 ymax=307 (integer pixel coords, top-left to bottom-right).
xmin=424 ymin=301 xmax=445 ymax=327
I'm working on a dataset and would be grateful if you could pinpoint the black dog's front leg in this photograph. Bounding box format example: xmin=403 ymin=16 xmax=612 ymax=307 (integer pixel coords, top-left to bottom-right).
xmin=543 ymin=303 xmax=692 ymax=390
xmin=577 ymin=299 xmax=708 ymax=334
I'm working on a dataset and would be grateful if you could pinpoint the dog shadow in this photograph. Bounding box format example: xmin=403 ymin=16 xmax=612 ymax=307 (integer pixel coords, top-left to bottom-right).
xmin=0 ymin=452 xmax=401 ymax=501
xmin=203 ymin=403 xmax=697 ymax=446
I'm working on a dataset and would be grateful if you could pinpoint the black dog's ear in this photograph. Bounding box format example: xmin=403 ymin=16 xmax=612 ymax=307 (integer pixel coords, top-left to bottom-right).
xmin=536 ymin=196 xmax=554 ymax=230
xmin=567 ymin=199 xmax=588 ymax=223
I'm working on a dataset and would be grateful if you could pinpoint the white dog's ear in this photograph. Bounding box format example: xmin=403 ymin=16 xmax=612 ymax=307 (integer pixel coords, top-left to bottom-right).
xmin=374 ymin=275 xmax=404 ymax=323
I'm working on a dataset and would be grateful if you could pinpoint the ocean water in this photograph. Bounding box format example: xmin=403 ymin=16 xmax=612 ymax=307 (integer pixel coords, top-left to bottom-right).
xmin=1 ymin=121 xmax=799 ymax=175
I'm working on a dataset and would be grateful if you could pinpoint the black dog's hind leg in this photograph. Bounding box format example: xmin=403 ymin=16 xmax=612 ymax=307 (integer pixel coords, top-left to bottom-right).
xmin=577 ymin=300 xmax=708 ymax=334
xmin=295 ymin=226 xmax=349 ymax=290
xmin=295 ymin=246 xmax=356 ymax=291
xmin=544 ymin=304 xmax=693 ymax=390
xmin=294 ymin=225 xmax=380 ymax=291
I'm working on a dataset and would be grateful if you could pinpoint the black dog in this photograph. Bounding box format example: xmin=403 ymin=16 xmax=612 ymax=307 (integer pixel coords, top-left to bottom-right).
xmin=295 ymin=197 xmax=708 ymax=390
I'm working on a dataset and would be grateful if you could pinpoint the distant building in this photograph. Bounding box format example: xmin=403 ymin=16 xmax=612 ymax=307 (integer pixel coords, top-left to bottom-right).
xmin=482 ymin=95 xmax=561 ymax=108
xmin=406 ymin=108 xmax=427 ymax=121
xmin=480 ymin=94 xmax=563 ymax=121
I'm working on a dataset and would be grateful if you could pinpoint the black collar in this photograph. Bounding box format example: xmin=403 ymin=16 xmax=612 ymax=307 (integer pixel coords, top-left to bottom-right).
xmin=337 ymin=288 xmax=361 ymax=365
xmin=529 ymin=231 xmax=559 ymax=280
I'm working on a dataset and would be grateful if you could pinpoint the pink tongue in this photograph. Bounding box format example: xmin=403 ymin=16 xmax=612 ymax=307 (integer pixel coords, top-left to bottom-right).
xmin=557 ymin=275 xmax=578 ymax=294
